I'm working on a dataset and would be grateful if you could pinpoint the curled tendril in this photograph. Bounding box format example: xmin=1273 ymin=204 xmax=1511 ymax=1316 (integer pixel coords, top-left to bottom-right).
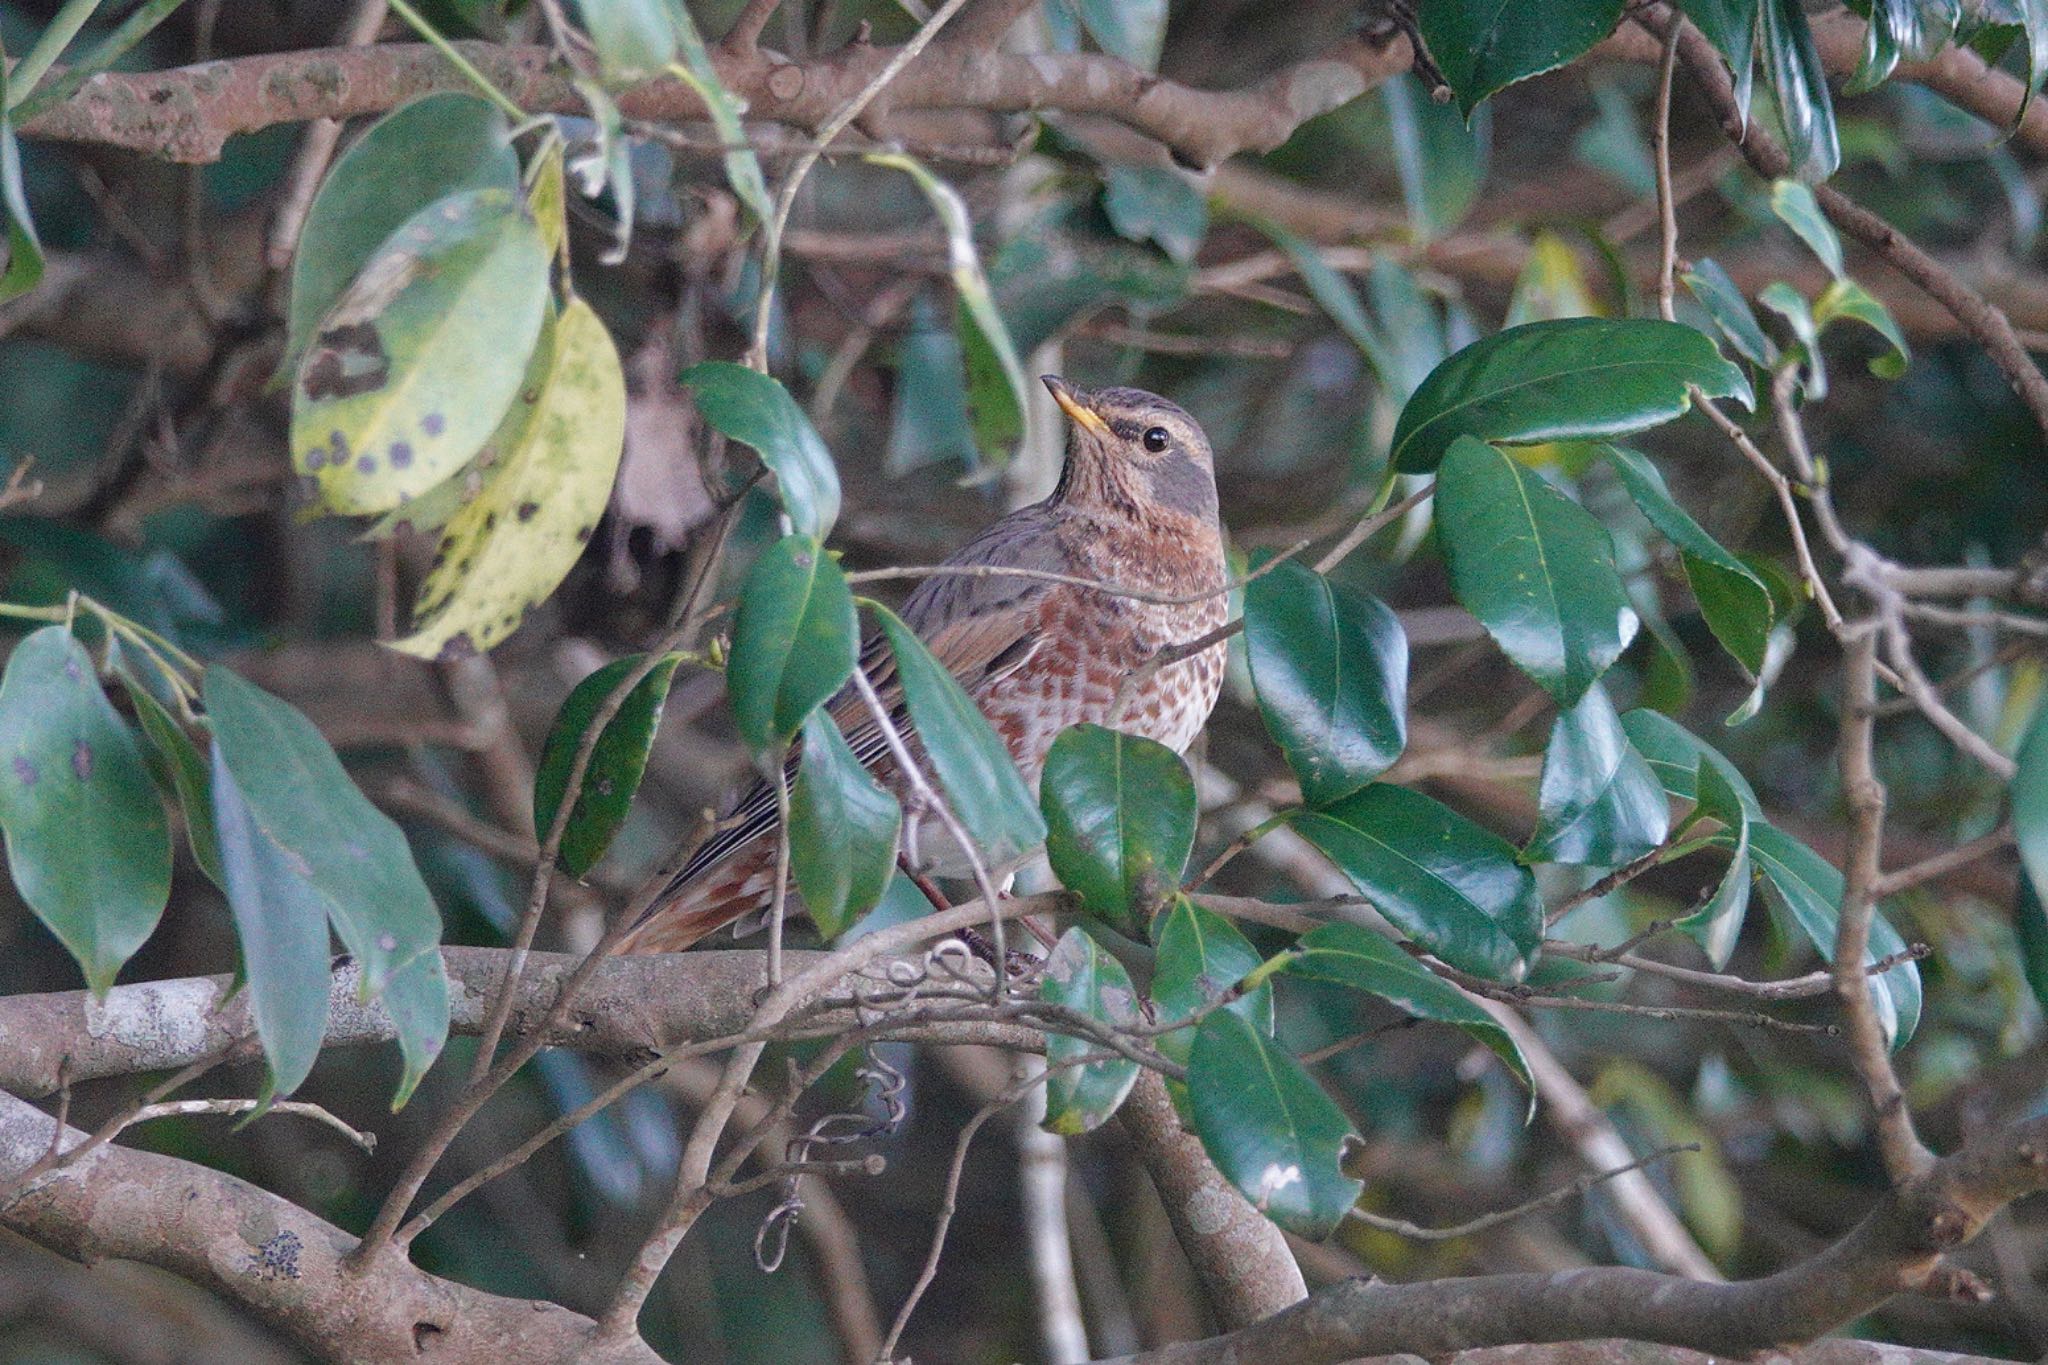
xmin=752 ymin=1045 xmax=910 ymax=1272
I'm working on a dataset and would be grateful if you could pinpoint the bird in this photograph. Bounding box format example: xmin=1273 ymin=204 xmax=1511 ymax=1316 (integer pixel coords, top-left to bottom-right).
xmin=618 ymin=377 xmax=1229 ymax=954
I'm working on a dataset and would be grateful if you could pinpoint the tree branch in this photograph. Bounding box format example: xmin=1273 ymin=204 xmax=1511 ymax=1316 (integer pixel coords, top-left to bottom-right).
xmin=17 ymin=30 xmax=1412 ymax=171
xmin=1104 ymin=1114 xmax=2048 ymax=1364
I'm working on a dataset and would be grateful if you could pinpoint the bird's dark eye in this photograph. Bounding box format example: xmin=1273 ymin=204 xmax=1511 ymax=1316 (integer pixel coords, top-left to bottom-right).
xmin=1142 ymin=426 xmax=1171 ymax=453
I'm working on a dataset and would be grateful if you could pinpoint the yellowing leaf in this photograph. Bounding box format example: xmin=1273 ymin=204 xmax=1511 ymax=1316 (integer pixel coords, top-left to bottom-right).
xmin=291 ymin=187 xmax=549 ymax=517
xmin=392 ymin=298 xmax=626 ymax=659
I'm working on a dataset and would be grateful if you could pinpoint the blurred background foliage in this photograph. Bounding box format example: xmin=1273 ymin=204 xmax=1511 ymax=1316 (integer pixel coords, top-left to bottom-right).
xmin=1 ymin=0 xmax=2047 ymax=1360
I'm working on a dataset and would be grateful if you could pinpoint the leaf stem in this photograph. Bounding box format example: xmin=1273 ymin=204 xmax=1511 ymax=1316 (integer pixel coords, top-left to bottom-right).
xmin=4 ymin=0 xmax=104 ymax=111
xmin=11 ymin=0 xmax=189 ymax=123
xmin=384 ymin=0 xmax=528 ymax=120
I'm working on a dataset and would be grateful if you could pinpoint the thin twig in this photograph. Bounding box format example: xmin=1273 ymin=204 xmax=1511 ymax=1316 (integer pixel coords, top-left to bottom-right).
xmin=1650 ymin=18 xmax=1682 ymax=325
xmin=1349 ymin=1143 xmax=1700 ymax=1242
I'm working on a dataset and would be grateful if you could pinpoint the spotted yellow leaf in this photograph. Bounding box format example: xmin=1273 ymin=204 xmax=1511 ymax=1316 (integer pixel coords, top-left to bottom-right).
xmin=391 ymin=298 xmax=626 ymax=659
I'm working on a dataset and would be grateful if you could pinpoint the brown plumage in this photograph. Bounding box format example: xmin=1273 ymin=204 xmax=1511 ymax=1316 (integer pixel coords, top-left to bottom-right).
xmin=619 ymin=377 xmax=1229 ymax=954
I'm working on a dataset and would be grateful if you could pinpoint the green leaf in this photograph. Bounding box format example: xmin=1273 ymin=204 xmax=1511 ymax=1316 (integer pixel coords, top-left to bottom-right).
xmin=391 ymin=297 xmax=628 ymax=659
xmin=284 ymin=93 xmax=520 ymax=374
xmin=1040 ymin=725 xmax=1197 ymax=935
xmin=1759 ymin=280 xmax=1828 ymax=398
xmin=2017 ymin=875 xmax=2048 ymax=1017
xmin=121 ymin=676 xmax=226 ymax=890
xmin=1383 ymin=72 xmax=1490 ymax=240
xmin=1073 ymin=0 xmax=1168 ymax=70
xmin=886 ymin=293 xmax=982 ymax=477
xmin=670 ymin=5 xmax=772 ymax=222
xmin=683 ymin=362 xmax=841 ymax=540
xmin=1103 ymin=165 xmax=1210 ymax=265
xmin=1526 ymin=683 xmax=1670 ymax=867
xmin=576 ymin=0 xmax=676 ymax=80
xmin=1188 ymin=1009 xmax=1363 ymax=1239
xmin=379 ymin=947 xmax=451 ymax=1110
xmin=1682 ymin=259 xmax=1775 ymax=369
xmin=1419 ymin=0 xmax=1627 ymax=114
xmin=1602 ymin=444 xmax=1774 ymax=676
xmin=1761 ymin=0 xmax=1841 ymax=182
xmin=1264 ymin=222 xmax=1396 ymax=384
xmin=870 ymin=603 xmax=1047 ymax=867
xmin=1039 ymin=928 xmax=1143 ymax=1134
xmin=293 ymin=187 xmax=550 ymax=517
xmin=867 ymin=154 xmax=1030 ymax=468
xmin=210 ymin=742 xmax=331 ymax=1103
xmin=1769 ymin=180 xmax=1844 ymax=276
xmin=1243 ymin=560 xmax=1409 ymax=807
xmin=789 ymin=709 xmax=901 ymax=939
xmin=1676 ymin=758 xmax=1754 ymax=968
xmin=1814 ymin=278 xmax=1910 ymax=379
xmin=1295 ymin=784 xmax=1543 ymax=982
xmin=1391 ymin=318 xmax=1753 ymax=474
xmin=727 ymin=535 xmax=857 ymax=755
xmin=1680 ymin=0 xmax=1759 ymax=125
xmin=0 ymin=627 xmax=170 ymax=995
xmin=533 ymin=652 xmax=686 ymax=879
xmin=2015 ymin=697 xmax=2048 ymax=914
xmin=1618 ymin=707 xmax=1763 ymax=820
xmin=205 ymin=668 xmax=445 ymax=998
xmin=1436 ymin=436 xmax=1639 ymax=706
xmin=990 ymin=197 xmax=1191 ymax=356
xmin=1150 ymin=897 xmax=1272 ymax=1082
xmin=1849 ymin=0 xmax=1960 ymax=92
xmin=1282 ymin=920 xmax=1532 ymax=1094
xmin=1741 ymin=823 xmax=1921 ymax=1047
xmin=0 ymin=39 xmax=44 ymax=306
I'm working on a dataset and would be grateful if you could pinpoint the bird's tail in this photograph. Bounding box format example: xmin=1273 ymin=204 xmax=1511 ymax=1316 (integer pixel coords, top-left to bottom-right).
xmin=616 ymin=839 xmax=779 ymax=955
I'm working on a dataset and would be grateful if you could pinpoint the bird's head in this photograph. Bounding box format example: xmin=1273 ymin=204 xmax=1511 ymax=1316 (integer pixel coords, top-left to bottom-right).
xmin=1041 ymin=376 xmax=1216 ymax=523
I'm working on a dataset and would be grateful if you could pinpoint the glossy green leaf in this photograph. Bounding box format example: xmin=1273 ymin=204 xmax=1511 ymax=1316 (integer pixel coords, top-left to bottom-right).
xmin=1074 ymin=0 xmax=1168 ymax=71
xmin=1759 ymin=280 xmax=1828 ymax=398
xmin=727 ymin=535 xmax=857 ymax=755
xmin=1189 ymin=1009 xmax=1363 ymax=1239
xmin=1040 ymin=725 xmax=1197 ymax=935
xmin=1602 ymin=444 xmax=1774 ymax=676
xmin=1814 ymin=278 xmax=1910 ymax=379
xmin=1265 ymin=222 xmax=1396 ymax=383
xmin=670 ymin=5 xmax=772 ymax=221
xmin=1150 ymin=897 xmax=1272 ymax=1085
xmin=1419 ymin=0 xmax=1626 ymax=114
xmin=1681 ymin=0 xmax=1759 ymax=125
xmin=867 ymin=154 xmax=1030 ymax=468
xmin=1761 ymin=0 xmax=1840 ymax=182
xmin=1769 ymin=180 xmax=1844 ymax=276
xmin=1103 ymin=165 xmax=1209 ymax=265
xmin=1040 ymin=928 xmax=1143 ymax=1134
xmin=1677 ymin=758 xmax=1754 ymax=968
xmin=0 ymin=627 xmax=170 ymax=995
xmin=886 ymin=293 xmax=981 ymax=476
xmin=789 ymin=709 xmax=901 ymax=940
xmin=533 ymin=652 xmax=686 ymax=879
xmin=1391 ymin=318 xmax=1753 ymax=474
xmin=1243 ymin=560 xmax=1409 ymax=807
xmin=683 ymin=362 xmax=841 ymax=540
xmin=2015 ymin=697 xmax=2048 ymax=913
xmin=1436 ymin=436 xmax=1639 ymax=706
xmin=293 ymin=187 xmax=550 ymax=516
xmin=2017 ymin=876 xmax=2048 ymax=1017
xmin=391 ymin=297 xmax=628 ymax=659
xmin=283 ymin=93 xmax=519 ymax=371
xmin=1384 ymin=72 xmax=1490 ymax=240
xmin=1526 ymin=684 xmax=1669 ymax=867
xmin=1682 ymin=259 xmax=1775 ymax=369
xmin=121 ymin=676 xmax=225 ymax=890
xmin=870 ymin=603 xmax=1047 ymax=867
xmin=1741 ymin=823 xmax=1921 ymax=1047
xmin=1283 ymin=920 xmax=1532 ymax=1093
xmin=1849 ymin=0 xmax=1960 ymax=92
xmin=576 ymin=0 xmax=675 ymax=79
xmin=210 ymin=742 xmax=330 ymax=1103
xmin=1295 ymin=783 xmax=1543 ymax=982
xmin=1618 ymin=707 xmax=1763 ymax=820
xmin=0 ymin=39 xmax=43 ymax=306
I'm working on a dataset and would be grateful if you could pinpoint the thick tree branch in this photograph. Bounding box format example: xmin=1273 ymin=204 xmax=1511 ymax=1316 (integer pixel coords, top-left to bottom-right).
xmin=1105 ymin=1114 xmax=2048 ymax=1364
xmin=0 ymin=946 xmax=1035 ymax=1098
xmin=17 ymin=31 xmax=1411 ymax=170
xmin=0 ymin=1088 xmax=662 ymax=1364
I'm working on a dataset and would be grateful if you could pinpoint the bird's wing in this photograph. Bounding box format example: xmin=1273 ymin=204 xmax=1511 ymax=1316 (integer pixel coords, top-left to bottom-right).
xmin=654 ymin=505 xmax=1072 ymax=898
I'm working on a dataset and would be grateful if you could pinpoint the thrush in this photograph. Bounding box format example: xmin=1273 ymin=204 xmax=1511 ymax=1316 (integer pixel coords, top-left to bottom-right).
xmin=619 ymin=377 xmax=1229 ymax=954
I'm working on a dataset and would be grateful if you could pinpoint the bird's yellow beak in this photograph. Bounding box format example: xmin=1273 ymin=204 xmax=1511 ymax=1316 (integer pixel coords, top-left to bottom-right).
xmin=1043 ymin=375 xmax=1110 ymax=438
